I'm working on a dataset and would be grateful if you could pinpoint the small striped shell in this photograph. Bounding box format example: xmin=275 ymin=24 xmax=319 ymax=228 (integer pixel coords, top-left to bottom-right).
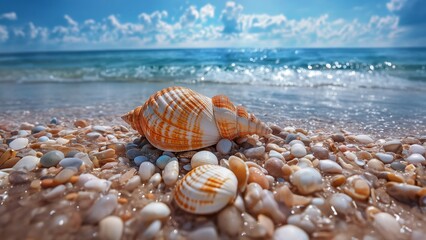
xmin=174 ymin=164 xmax=238 ymax=214
xmin=122 ymin=86 xmax=271 ymax=152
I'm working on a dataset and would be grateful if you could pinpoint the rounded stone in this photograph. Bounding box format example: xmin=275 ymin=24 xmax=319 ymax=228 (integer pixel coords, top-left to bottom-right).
xmin=31 ymin=125 xmax=46 ymax=134
xmin=318 ymin=160 xmax=342 ymax=174
xmin=354 ymin=135 xmax=374 ymax=144
xmin=65 ymin=150 xmax=80 ymax=158
xmin=248 ymin=167 xmax=269 ymax=189
xmin=264 ymin=158 xmax=284 ymax=178
xmin=191 ymin=151 xmax=218 ymax=168
xmin=38 ymin=136 xmax=49 ymax=142
xmin=409 ymin=144 xmax=425 ymax=155
xmin=162 ymin=160 xmax=179 ymax=186
xmin=139 ymin=202 xmax=171 ymax=222
xmin=312 ymin=146 xmax=329 ymax=160
xmin=216 ymin=139 xmax=233 ymax=155
xmin=9 ymin=138 xmax=29 ymax=150
xmin=285 ymin=134 xmax=298 ymax=144
xmin=290 ymin=167 xmax=323 ymax=195
xmin=329 ymin=193 xmax=353 ymax=215
xmin=291 ymin=144 xmax=307 ymax=158
xmin=383 ymin=140 xmax=403 ymax=154
xmin=406 ymin=153 xmax=425 ymax=164
xmin=126 ymin=149 xmax=143 ymax=160
xmin=134 ymin=155 xmax=148 ymax=166
xmin=375 ymin=153 xmax=394 ymax=164
xmin=273 ymin=225 xmax=309 ymax=240
xmin=50 ymin=117 xmax=59 ymax=125
xmin=390 ymin=161 xmax=406 ymax=171
xmin=85 ymin=194 xmax=118 ymax=224
xmin=99 ymin=216 xmax=123 ymax=240
xmin=367 ymin=159 xmax=385 ymax=171
xmin=331 ymin=134 xmax=345 ymax=142
xmin=41 ymin=150 xmax=65 ymax=168
xmin=156 ymin=155 xmax=173 ymax=169
xmin=139 ymin=161 xmax=155 ymax=182
xmin=59 ymin=158 xmax=83 ymax=170
xmin=244 ymin=146 xmax=266 ymax=159
xmin=13 ymin=156 xmax=40 ymax=171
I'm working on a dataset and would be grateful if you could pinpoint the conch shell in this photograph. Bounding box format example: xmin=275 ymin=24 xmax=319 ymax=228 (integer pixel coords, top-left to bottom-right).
xmin=122 ymin=86 xmax=271 ymax=152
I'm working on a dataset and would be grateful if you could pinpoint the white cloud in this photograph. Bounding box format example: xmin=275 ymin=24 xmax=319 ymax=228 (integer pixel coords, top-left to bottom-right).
xmin=13 ymin=28 xmax=25 ymax=37
xmin=84 ymin=19 xmax=95 ymax=25
xmin=0 ymin=25 xmax=8 ymax=42
xmin=180 ymin=6 xmax=199 ymax=26
xmin=0 ymin=12 xmax=17 ymax=21
xmin=28 ymin=22 xmax=49 ymax=40
xmin=64 ymin=15 xmax=78 ymax=27
xmin=386 ymin=0 xmax=407 ymax=11
xmin=221 ymin=1 xmax=243 ymax=33
xmin=200 ymin=4 xmax=215 ymax=22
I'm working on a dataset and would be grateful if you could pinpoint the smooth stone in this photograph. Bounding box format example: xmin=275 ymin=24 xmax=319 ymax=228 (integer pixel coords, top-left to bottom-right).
xmin=99 ymin=216 xmax=123 ymax=240
xmin=191 ymin=151 xmax=218 ymax=168
xmin=367 ymin=159 xmax=385 ymax=171
xmin=244 ymin=146 xmax=266 ymax=159
xmin=18 ymin=130 xmax=29 ymax=136
xmin=290 ymin=167 xmax=323 ymax=195
xmin=75 ymin=152 xmax=93 ymax=169
xmin=8 ymin=171 xmax=30 ymax=185
xmin=156 ymin=155 xmax=173 ymax=169
xmin=125 ymin=175 xmax=141 ymax=191
xmin=409 ymin=144 xmax=425 ymax=155
xmin=76 ymin=173 xmax=99 ymax=186
xmin=140 ymin=220 xmax=162 ymax=239
xmin=13 ymin=156 xmax=39 ymax=171
xmin=289 ymin=140 xmax=304 ymax=146
xmin=9 ymin=138 xmax=29 ymax=150
xmin=269 ymin=150 xmax=284 ymax=160
xmin=248 ymin=167 xmax=269 ymax=189
xmin=139 ymin=162 xmax=155 ymax=182
xmin=264 ymin=158 xmax=284 ymax=178
xmin=291 ymin=144 xmax=307 ymax=158
xmin=140 ymin=202 xmax=171 ymax=222
xmin=373 ymin=212 xmax=402 ymax=240
xmin=383 ymin=140 xmax=403 ymax=154
xmin=312 ymin=146 xmax=329 ymax=160
xmin=331 ymin=134 xmax=345 ymax=142
xmin=86 ymin=132 xmax=102 ymax=140
xmin=217 ymin=206 xmax=242 ymax=237
xmin=390 ymin=161 xmax=406 ymax=171
xmin=38 ymin=136 xmax=49 ymax=142
xmin=31 ymin=125 xmax=46 ymax=134
xmin=134 ymin=155 xmax=148 ymax=166
xmin=148 ymin=173 xmax=162 ymax=187
xmin=125 ymin=143 xmax=138 ymax=150
xmin=59 ymin=158 xmax=83 ymax=170
xmin=85 ymin=194 xmax=118 ymax=224
xmin=375 ymin=153 xmax=394 ymax=164
xmin=92 ymin=125 xmax=111 ymax=133
xmin=41 ymin=150 xmax=65 ymax=168
xmin=188 ymin=225 xmax=219 ymax=240
xmin=65 ymin=150 xmax=80 ymax=158
xmin=54 ymin=168 xmax=77 ymax=183
xmin=84 ymin=179 xmax=111 ymax=193
xmin=126 ymin=149 xmax=143 ymax=160
xmin=43 ymin=184 xmax=66 ymax=200
xmin=216 ymin=139 xmax=233 ymax=155
xmin=285 ymin=134 xmax=298 ymax=144
xmin=354 ymin=135 xmax=374 ymax=144
xmin=406 ymin=153 xmax=426 ymax=164
xmin=273 ymin=225 xmax=309 ymax=240
xmin=50 ymin=117 xmax=59 ymax=125
xmin=318 ymin=160 xmax=342 ymax=174
xmin=163 ymin=160 xmax=179 ymax=186
xmin=329 ymin=193 xmax=353 ymax=215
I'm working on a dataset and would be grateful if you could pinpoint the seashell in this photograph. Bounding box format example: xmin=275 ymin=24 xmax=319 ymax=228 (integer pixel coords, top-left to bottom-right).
xmin=122 ymin=87 xmax=271 ymax=152
xmin=174 ymin=164 xmax=238 ymax=214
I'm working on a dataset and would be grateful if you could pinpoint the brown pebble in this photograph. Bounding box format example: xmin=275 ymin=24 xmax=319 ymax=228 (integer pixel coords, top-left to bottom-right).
xmin=367 ymin=159 xmax=385 ymax=171
xmin=331 ymin=134 xmax=345 ymax=142
xmin=331 ymin=175 xmax=346 ymax=187
xmin=357 ymin=151 xmax=372 ymax=160
xmin=30 ymin=180 xmax=41 ymax=189
xmin=312 ymin=146 xmax=330 ymax=160
xmin=281 ymin=165 xmax=293 ymax=180
xmin=8 ymin=171 xmax=30 ymax=185
xmin=69 ymin=176 xmax=79 ymax=184
xmin=65 ymin=192 xmax=79 ymax=201
xmin=248 ymin=167 xmax=269 ymax=189
xmin=264 ymin=157 xmax=284 ymax=178
xmin=118 ymin=197 xmax=128 ymax=204
xmin=41 ymin=179 xmax=60 ymax=188
xmin=74 ymin=119 xmax=89 ymax=128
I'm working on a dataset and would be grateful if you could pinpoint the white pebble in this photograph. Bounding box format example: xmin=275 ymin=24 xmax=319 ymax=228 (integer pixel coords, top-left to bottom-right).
xmin=77 ymin=173 xmax=99 ymax=187
xmin=188 ymin=225 xmax=219 ymax=240
xmin=409 ymin=144 xmax=425 ymax=155
xmin=139 ymin=162 xmax=156 ymax=182
xmin=99 ymin=216 xmax=123 ymax=240
xmin=43 ymin=185 xmax=66 ymax=200
xmin=216 ymin=139 xmax=232 ymax=154
xmin=290 ymin=167 xmax=323 ymax=194
xmin=141 ymin=220 xmax=162 ymax=239
xmin=85 ymin=194 xmax=118 ymax=224
xmin=354 ymin=135 xmax=374 ymax=144
xmin=140 ymin=202 xmax=171 ymax=222
xmin=373 ymin=212 xmax=402 ymax=240
xmin=163 ymin=160 xmax=179 ymax=186
xmin=84 ymin=179 xmax=111 ymax=193
xmin=269 ymin=150 xmax=284 ymax=160
xmin=13 ymin=156 xmax=39 ymax=171
xmin=244 ymin=146 xmax=266 ymax=159
xmin=329 ymin=193 xmax=353 ymax=215
xmin=406 ymin=153 xmax=425 ymax=164
xmin=273 ymin=225 xmax=309 ymax=240
xmin=191 ymin=151 xmax=218 ymax=168
xmin=291 ymin=144 xmax=307 ymax=158
xmin=124 ymin=175 xmax=141 ymax=191
xmin=318 ymin=160 xmax=342 ymax=174
xmin=148 ymin=173 xmax=162 ymax=187
xmin=375 ymin=153 xmax=394 ymax=164
xmin=9 ymin=138 xmax=29 ymax=150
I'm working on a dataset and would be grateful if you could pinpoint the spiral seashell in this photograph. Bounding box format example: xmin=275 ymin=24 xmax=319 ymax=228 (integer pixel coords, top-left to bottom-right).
xmin=122 ymin=86 xmax=271 ymax=152
xmin=174 ymin=164 xmax=238 ymax=214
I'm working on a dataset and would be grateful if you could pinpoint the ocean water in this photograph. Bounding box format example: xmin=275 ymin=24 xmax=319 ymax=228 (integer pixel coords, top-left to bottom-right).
xmin=0 ymin=48 xmax=425 ymax=136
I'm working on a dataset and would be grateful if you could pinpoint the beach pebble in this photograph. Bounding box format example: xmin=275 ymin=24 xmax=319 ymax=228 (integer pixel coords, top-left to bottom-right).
xmin=124 ymin=175 xmax=141 ymax=191
xmin=269 ymin=150 xmax=284 ymax=160
xmin=273 ymin=225 xmax=309 ymax=240
xmin=331 ymin=134 xmax=345 ymax=142
xmin=163 ymin=160 xmax=179 ymax=186
xmin=264 ymin=158 xmax=284 ymax=178
xmin=50 ymin=117 xmax=59 ymax=125
xmin=291 ymin=167 xmax=323 ymax=195
xmin=191 ymin=151 xmax=218 ymax=168
xmin=375 ymin=153 xmax=394 ymax=164
xmin=8 ymin=171 xmax=30 ymax=185
xmin=99 ymin=216 xmax=123 ymax=240
xmin=216 ymin=139 xmax=232 ymax=154
xmin=156 ymin=155 xmax=173 ymax=169
xmin=84 ymin=179 xmax=111 ymax=193
xmin=406 ymin=153 xmax=425 ymax=164
xmin=367 ymin=159 xmax=385 ymax=171
xmin=291 ymin=144 xmax=306 ymax=158
xmin=217 ymin=206 xmax=242 ymax=237
xmin=409 ymin=144 xmax=425 ymax=155
xmin=140 ymin=202 xmax=171 ymax=222
xmin=126 ymin=149 xmax=143 ymax=160
xmin=139 ymin=162 xmax=155 ymax=182
xmin=390 ymin=161 xmax=406 ymax=171
xmin=383 ymin=140 xmax=403 ymax=154
xmin=40 ymin=150 xmax=65 ymax=167
xmin=354 ymin=135 xmax=374 ymax=144
xmin=285 ymin=134 xmax=298 ymax=144
xmin=248 ymin=167 xmax=269 ymax=189
xmin=312 ymin=146 xmax=329 ymax=160
xmin=373 ymin=212 xmax=402 ymax=240
xmin=318 ymin=160 xmax=342 ymax=174
xmin=9 ymin=138 xmax=29 ymax=150
xmin=148 ymin=173 xmax=162 ymax=187
xmin=329 ymin=193 xmax=353 ymax=215
xmin=133 ymin=155 xmax=148 ymax=166
xmin=85 ymin=194 xmax=118 ymax=224
xmin=54 ymin=168 xmax=77 ymax=184
xmin=59 ymin=158 xmax=83 ymax=170
xmin=65 ymin=150 xmax=80 ymax=158
xmin=244 ymin=146 xmax=265 ymax=159
xmin=43 ymin=184 xmax=66 ymax=200
xmin=13 ymin=156 xmax=39 ymax=171
xmin=188 ymin=225 xmax=219 ymax=240
xmin=38 ymin=136 xmax=49 ymax=142
xmin=141 ymin=220 xmax=162 ymax=239
xmin=228 ymin=156 xmax=249 ymax=192
xmin=31 ymin=125 xmax=46 ymax=134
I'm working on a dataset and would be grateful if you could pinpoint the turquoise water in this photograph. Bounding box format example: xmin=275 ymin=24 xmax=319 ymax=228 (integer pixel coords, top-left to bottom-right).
xmin=0 ymin=48 xmax=425 ymax=135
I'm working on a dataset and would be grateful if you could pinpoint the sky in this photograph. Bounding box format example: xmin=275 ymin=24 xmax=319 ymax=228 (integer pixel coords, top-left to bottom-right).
xmin=0 ymin=0 xmax=425 ymax=52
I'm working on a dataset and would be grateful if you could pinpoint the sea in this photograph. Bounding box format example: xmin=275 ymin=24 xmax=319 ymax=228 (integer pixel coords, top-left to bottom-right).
xmin=0 ymin=48 xmax=425 ymax=137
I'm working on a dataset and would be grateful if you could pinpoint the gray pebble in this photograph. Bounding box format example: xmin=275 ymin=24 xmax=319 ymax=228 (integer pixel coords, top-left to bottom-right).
xmin=31 ymin=125 xmax=46 ymax=134
xmin=134 ymin=156 xmax=148 ymax=166
xmin=383 ymin=140 xmax=403 ymax=154
xmin=285 ymin=134 xmax=298 ymax=144
xmin=59 ymin=158 xmax=83 ymax=170
xmin=65 ymin=150 xmax=80 ymax=158
xmin=41 ymin=150 xmax=65 ymax=168
xmin=390 ymin=161 xmax=406 ymax=171
xmin=126 ymin=149 xmax=143 ymax=160
xmin=375 ymin=153 xmax=394 ymax=164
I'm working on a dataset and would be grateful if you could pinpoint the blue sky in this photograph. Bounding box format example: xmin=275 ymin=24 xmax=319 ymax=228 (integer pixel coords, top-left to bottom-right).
xmin=0 ymin=0 xmax=425 ymax=52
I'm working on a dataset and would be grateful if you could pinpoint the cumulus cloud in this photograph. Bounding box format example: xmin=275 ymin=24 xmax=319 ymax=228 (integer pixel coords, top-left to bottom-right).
xmin=200 ymin=4 xmax=215 ymax=22
xmin=28 ymin=22 xmax=49 ymax=40
xmin=0 ymin=12 xmax=17 ymax=21
xmin=180 ymin=6 xmax=199 ymax=26
xmin=64 ymin=14 xmax=78 ymax=27
xmin=386 ymin=0 xmax=407 ymax=11
xmin=221 ymin=1 xmax=243 ymax=33
xmin=0 ymin=25 xmax=8 ymax=42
